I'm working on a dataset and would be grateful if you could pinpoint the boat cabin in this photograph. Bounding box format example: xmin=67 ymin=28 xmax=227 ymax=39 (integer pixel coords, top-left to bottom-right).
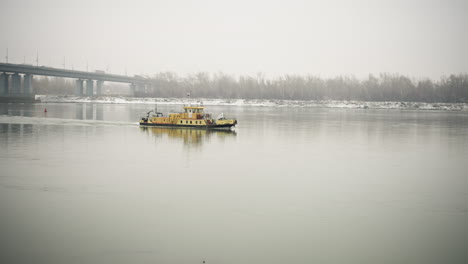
xmin=182 ymin=106 xmax=210 ymax=119
xmin=184 ymin=106 xmax=205 ymax=114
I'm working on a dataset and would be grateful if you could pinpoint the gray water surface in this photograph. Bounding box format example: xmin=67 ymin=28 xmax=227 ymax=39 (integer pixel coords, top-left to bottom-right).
xmin=1 ymin=103 xmax=468 ymax=264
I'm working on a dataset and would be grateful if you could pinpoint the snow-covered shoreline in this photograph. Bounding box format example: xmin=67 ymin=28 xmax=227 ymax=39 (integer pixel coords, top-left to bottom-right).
xmin=36 ymin=95 xmax=468 ymax=111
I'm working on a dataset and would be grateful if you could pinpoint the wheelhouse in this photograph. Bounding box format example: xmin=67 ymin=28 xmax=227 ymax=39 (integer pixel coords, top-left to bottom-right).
xmin=183 ymin=106 xmax=205 ymax=114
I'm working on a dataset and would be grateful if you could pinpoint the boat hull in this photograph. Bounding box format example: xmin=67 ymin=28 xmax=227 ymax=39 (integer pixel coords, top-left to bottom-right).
xmin=139 ymin=122 xmax=236 ymax=130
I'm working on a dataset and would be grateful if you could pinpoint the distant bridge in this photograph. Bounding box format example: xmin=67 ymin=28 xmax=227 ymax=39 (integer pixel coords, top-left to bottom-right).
xmin=0 ymin=62 xmax=153 ymax=97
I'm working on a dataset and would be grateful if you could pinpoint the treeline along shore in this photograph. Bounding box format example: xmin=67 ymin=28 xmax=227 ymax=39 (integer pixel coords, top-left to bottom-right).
xmin=34 ymin=73 xmax=468 ymax=103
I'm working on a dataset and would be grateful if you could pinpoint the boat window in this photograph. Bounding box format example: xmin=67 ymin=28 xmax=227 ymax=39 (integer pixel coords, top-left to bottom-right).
xmin=190 ymin=121 xmax=192 ymax=124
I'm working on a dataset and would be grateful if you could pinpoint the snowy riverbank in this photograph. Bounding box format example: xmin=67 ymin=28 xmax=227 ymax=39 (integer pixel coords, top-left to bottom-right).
xmin=36 ymin=95 xmax=468 ymax=111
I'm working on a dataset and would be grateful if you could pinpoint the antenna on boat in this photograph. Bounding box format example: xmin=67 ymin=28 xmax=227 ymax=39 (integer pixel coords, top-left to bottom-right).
xmin=186 ymin=91 xmax=192 ymax=106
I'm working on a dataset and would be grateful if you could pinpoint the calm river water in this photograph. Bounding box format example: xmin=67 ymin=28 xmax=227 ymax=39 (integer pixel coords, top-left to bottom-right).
xmin=1 ymin=102 xmax=468 ymax=264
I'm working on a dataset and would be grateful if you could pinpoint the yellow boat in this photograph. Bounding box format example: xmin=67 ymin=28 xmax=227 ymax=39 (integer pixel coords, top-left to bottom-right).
xmin=139 ymin=104 xmax=237 ymax=129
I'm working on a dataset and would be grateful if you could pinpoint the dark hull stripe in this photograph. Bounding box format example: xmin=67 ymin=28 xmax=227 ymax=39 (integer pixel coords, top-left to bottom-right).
xmin=139 ymin=123 xmax=235 ymax=129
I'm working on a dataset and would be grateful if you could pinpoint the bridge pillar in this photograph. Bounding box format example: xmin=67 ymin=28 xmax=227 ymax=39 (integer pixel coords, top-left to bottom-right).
xmin=130 ymin=83 xmax=136 ymax=97
xmin=96 ymin=80 xmax=104 ymax=96
xmin=86 ymin=79 xmax=94 ymax=96
xmin=23 ymin=74 xmax=33 ymax=94
xmin=11 ymin=73 xmax=21 ymax=94
xmin=0 ymin=73 xmax=9 ymax=95
xmin=75 ymin=79 xmax=84 ymax=96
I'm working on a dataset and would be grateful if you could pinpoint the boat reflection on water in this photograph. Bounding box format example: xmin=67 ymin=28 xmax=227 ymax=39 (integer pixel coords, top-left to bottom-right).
xmin=140 ymin=127 xmax=237 ymax=148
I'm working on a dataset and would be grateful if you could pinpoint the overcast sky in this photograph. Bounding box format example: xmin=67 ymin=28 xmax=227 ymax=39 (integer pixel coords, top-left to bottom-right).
xmin=1 ymin=0 xmax=467 ymax=79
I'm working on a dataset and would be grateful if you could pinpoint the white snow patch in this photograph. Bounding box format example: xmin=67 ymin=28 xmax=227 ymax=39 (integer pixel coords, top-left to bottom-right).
xmin=36 ymin=95 xmax=468 ymax=111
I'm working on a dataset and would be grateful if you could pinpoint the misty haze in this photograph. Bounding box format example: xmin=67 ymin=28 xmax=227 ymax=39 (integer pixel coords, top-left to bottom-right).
xmin=1 ymin=1 xmax=468 ymax=264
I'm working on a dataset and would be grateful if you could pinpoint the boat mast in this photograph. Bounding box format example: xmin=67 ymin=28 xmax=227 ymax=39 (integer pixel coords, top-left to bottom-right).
xmin=186 ymin=90 xmax=192 ymax=106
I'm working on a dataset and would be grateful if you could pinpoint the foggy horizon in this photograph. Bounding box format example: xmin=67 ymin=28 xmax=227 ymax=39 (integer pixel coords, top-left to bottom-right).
xmin=1 ymin=0 xmax=467 ymax=79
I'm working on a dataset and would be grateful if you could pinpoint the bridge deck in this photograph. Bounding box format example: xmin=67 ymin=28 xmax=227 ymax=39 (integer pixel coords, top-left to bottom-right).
xmin=0 ymin=63 xmax=150 ymax=84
